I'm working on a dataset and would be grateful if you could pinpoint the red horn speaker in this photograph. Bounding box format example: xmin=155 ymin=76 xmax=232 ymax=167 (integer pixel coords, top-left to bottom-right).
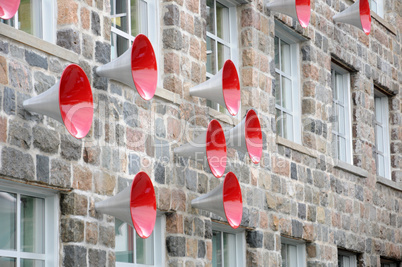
xmin=333 ymin=0 xmax=371 ymax=35
xmin=191 ymin=172 xmax=243 ymax=229
xmin=174 ymin=120 xmax=227 ymax=178
xmin=95 ymin=172 xmax=157 ymax=239
xmin=96 ymin=34 xmax=157 ymax=100
xmin=190 ymin=60 xmax=240 ymax=116
xmin=23 ymin=64 xmax=93 ymax=139
xmin=0 ymin=0 xmax=20 ymax=19
xmin=266 ymin=0 xmax=311 ymax=28
xmin=225 ymin=109 xmax=262 ymax=164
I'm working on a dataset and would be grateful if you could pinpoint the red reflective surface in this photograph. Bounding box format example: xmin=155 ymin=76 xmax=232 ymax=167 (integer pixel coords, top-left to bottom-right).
xmin=206 ymin=120 xmax=227 ymax=178
xmin=222 ymin=60 xmax=240 ymax=116
xmin=360 ymin=0 xmax=371 ymax=35
xmin=131 ymin=34 xmax=158 ymax=100
xmin=245 ymin=109 xmax=262 ymax=164
xmin=0 ymin=0 xmax=20 ymax=20
xmin=295 ymin=0 xmax=311 ymax=28
xmin=130 ymin=172 xmax=157 ymax=239
xmin=59 ymin=64 xmax=93 ymax=139
xmin=223 ymin=172 xmax=243 ymax=229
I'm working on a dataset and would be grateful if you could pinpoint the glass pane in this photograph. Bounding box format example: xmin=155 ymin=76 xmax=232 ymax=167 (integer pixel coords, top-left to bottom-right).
xmin=333 ymin=103 xmax=339 ymax=133
xmin=371 ymin=0 xmax=377 ymax=12
xmin=139 ymin=0 xmax=148 ymax=35
xmin=282 ymin=76 xmax=292 ymax=110
xmin=130 ymin=0 xmax=140 ymax=35
xmin=276 ymin=109 xmax=283 ymax=137
xmin=332 ymin=72 xmax=337 ymax=99
xmin=136 ymin=231 xmax=154 ymax=264
xmin=343 ymin=256 xmax=351 ymax=267
xmin=1 ymin=18 xmax=16 ymax=27
xmin=20 ymin=259 xmax=45 ymax=267
xmin=283 ymin=113 xmax=293 ymax=141
xmin=274 ymin=37 xmax=279 ymax=69
xmin=20 ymin=195 xmax=45 ymax=253
xmin=216 ymin=2 xmax=229 ymax=42
xmin=377 ymin=154 xmax=385 ymax=177
xmin=375 ymin=97 xmax=382 ymax=122
xmin=280 ymin=40 xmax=291 ymax=74
xmin=223 ymin=233 xmax=236 ymax=267
xmin=0 ymin=257 xmax=16 ymax=267
xmin=114 ymin=0 xmax=128 ymax=33
xmin=111 ymin=33 xmax=129 ymax=58
xmin=275 ymin=72 xmax=281 ymax=106
xmin=288 ymin=244 xmax=297 ymax=267
xmin=206 ymin=37 xmax=216 ymax=75
xmin=115 ymin=219 xmax=134 ymax=263
xmin=206 ymin=0 xmax=215 ymax=34
xmin=336 ymin=73 xmax=343 ymax=102
xmin=338 ymin=105 xmax=345 ymax=135
xmin=376 ymin=125 xmax=384 ymax=152
xmin=212 ymin=231 xmax=222 ymax=267
xmin=217 ymin=43 xmax=230 ymax=71
xmin=19 ymin=0 xmax=35 ymax=36
xmin=281 ymin=244 xmax=287 ymax=267
xmin=338 ymin=136 xmax=346 ymax=162
xmin=0 ymin=191 xmax=16 ymax=250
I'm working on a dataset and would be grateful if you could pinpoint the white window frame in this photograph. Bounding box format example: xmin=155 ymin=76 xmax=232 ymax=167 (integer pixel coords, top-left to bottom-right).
xmin=370 ymin=0 xmax=384 ymax=18
xmin=281 ymin=237 xmax=306 ymax=267
xmin=0 ymin=0 xmax=56 ymax=43
xmin=110 ymin=0 xmax=160 ymax=86
xmin=206 ymin=0 xmax=240 ymax=117
xmin=211 ymin=222 xmax=245 ymax=267
xmin=331 ymin=64 xmax=352 ymax=164
xmin=381 ymin=258 xmax=400 ymax=267
xmin=0 ymin=180 xmax=59 ymax=267
xmin=275 ymin=24 xmax=302 ymax=144
xmin=115 ymin=215 xmax=165 ymax=267
xmin=374 ymin=91 xmax=391 ymax=179
xmin=338 ymin=250 xmax=357 ymax=267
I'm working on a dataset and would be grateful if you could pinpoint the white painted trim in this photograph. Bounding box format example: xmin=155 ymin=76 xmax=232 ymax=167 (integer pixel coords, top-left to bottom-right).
xmin=281 ymin=237 xmax=306 ymax=267
xmin=211 ymin=224 xmax=245 ymax=267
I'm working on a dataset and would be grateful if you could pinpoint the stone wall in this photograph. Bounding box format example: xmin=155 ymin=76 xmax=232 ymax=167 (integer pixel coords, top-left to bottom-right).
xmin=0 ymin=0 xmax=401 ymax=266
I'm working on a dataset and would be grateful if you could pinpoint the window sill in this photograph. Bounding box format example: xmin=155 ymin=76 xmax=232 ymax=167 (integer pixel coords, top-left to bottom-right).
xmin=371 ymin=12 xmax=396 ymax=35
xmin=0 ymin=23 xmax=79 ymax=63
xmin=154 ymin=87 xmax=239 ymax=126
xmin=276 ymin=136 xmax=317 ymax=158
xmin=0 ymin=176 xmax=72 ymax=193
xmin=376 ymin=176 xmax=402 ymax=192
xmin=333 ymin=160 xmax=368 ymax=178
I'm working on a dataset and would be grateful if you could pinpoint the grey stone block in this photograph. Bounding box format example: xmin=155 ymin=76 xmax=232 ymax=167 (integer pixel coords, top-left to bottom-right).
xmin=0 ymin=40 xmax=9 ymax=54
xmin=34 ymin=71 xmax=55 ymax=94
xmin=36 ymin=155 xmax=49 ymax=183
xmin=25 ymin=50 xmax=48 ymax=69
xmin=63 ymin=245 xmax=87 ymax=267
xmin=50 ymin=159 xmax=71 ymax=187
xmin=89 ymin=249 xmax=106 ymax=267
xmin=292 ymin=219 xmax=303 ymax=238
xmin=198 ymin=240 xmax=205 ymax=258
xmin=4 ymin=87 xmax=15 ymax=115
xmin=164 ymin=5 xmax=180 ymax=26
xmin=33 ymin=126 xmax=60 ymax=153
xmin=163 ymin=28 xmax=183 ymax=50
xmin=166 ymin=236 xmax=185 ymax=256
xmin=57 ymin=29 xmax=81 ymax=54
xmin=155 ymin=162 xmax=165 ymax=184
xmin=246 ymin=230 xmax=263 ymax=248
xmin=128 ymin=153 xmax=140 ymax=175
xmin=82 ymin=34 xmax=94 ymax=60
xmin=61 ymin=134 xmax=82 ymax=160
xmin=1 ymin=147 xmax=34 ymax=180
xmin=95 ymin=41 xmax=110 ymax=64
xmin=8 ymin=121 xmax=32 ymax=149
xmin=92 ymin=66 xmax=108 ymax=90
xmin=91 ymin=11 xmax=101 ymax=36
xmin=61 ymin=218 xmax=85 ymax=242
xmin=123 ymin=102 xmax=138 ymax=127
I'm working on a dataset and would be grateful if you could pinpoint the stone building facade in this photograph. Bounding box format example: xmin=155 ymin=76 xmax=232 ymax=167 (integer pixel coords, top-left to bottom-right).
xmin=0 ymin=0 xmax=401 ymax=266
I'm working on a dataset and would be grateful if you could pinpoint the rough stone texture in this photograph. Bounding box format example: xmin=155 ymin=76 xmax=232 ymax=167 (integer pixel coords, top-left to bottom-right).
xmin=25 ymin=50 xmax=48 ymax=69
xmin=33 ymin=126 xmax=60 ymax=153
xmin=166 ymin=236 xmax=186 ymax=257
xmin=61 ymin=217 xmax=85 ymax=242
xmin=1 ymin=147 xmax=34 ymax=180
xmin=3 ymin=87 xmax=15 ymax=115
xmin=50 ymin=159 xmax=71 ymax=187
xmin=63 ymin=245 xmax=87 ymax=267
xmin=61 ymin=134 xmax=82 ymax=160
xmin=8 ymin=61 xmax=32 ymax=93
xmin=95 ymin=41 xmax=111 ymax=64
xmin=91 ymin=11 xmax=101 ymax=36
xmin=57 ymin=29 xmax=81 ymax=54
xmin=8 ymin=121 xmax=31 ymax=149
xmin=0 ymin=55 xmax=7 ymax=84
xmin=34 ymin=71 xmax=55 ymax=94
xmin=89 ymin=249 xmax=106 ymax=267
xmin=36 ymin=155 xmax=49 ymax=183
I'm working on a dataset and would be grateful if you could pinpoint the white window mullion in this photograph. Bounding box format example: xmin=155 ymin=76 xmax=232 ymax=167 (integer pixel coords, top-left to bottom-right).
xmin=16 ymin=193 xmax=21 ymax=267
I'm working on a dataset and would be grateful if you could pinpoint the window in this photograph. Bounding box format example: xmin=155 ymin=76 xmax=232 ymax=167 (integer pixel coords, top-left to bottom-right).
xmin=115 ymin=216 xmax=165 ymax=266
xmin=0 ymin=182 xmax=59 ymax=267
xmin=0 ymin=0 xmax=56 ymax=43
xmin=212 ymin=224 xmax=245 ymax=267
xmin=110 ymin=0 xmax=158 ymax=60
xmin=274 ymin=25 xmax=301 ymax=143
xmin=381 ymin=258 xmax=400 ymax=267
xmin=374 ymin=91 xmax=391 ymax=179
xmin=206 ymin=0 xmax=239 ymax=115
xmin=331 ymin=65 xmax=352 ymax=164
xmin=281 ymin=237 xmax=306 ymax=267
xmin=370 ymin=0 xmax=384 ymax=17
xmin=338 ymin=250 xmax=357 ymax=267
